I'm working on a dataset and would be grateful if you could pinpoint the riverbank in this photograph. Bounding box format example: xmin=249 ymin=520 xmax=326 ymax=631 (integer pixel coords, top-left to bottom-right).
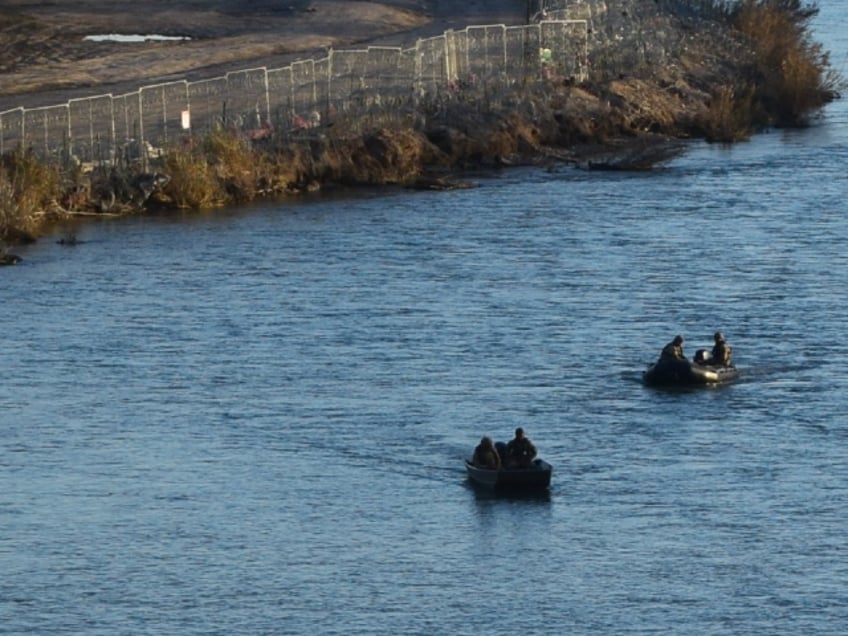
xmin=0 ymin=0 xmax=841 ymax=252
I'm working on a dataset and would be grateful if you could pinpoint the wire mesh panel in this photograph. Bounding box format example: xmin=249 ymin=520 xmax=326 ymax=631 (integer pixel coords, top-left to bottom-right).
xmin=0 ymin=108 xmax=24 ymax=155
xmin=188 ymin=76 xmax=228 ymax=133
xmin=540 ymin=20 xmax=589 ymax=82
xmin=329 ymin=50 xmax=368 ymax=114
xmin=67 ymin=98 xmax=92 ymax=162
xmin=365 ymin=47 xmax=404 ymax=98
xmin=464 ymin=26 xmax=488 ymax=81
xmin=112 ymin=91 xmax=142 ymax=147
xmin=225 ymin=68 xmax=269 ymax=132
xmin=416 ymin=35 xmax=449 ymax=97
xmin=137 ymin=82 xmax=188 ymax=152
xmin=313 ymin=57 xmax=330 ymax=124
xmin=267 ymin=65 xmax=294 ymax=128
xmin=504 ymin=25 xmax=538 ymax=87
xmin=160 ymin=81 xmax=190 ymax=144
xmin=139 ymin=85 xmax=167 ymax=154
xmin=290 ymin=60 xmax=317 ymax=127
xmin=465 ymin=25 xmax=508 ymax=81
xmin=399 ymin=47 xmax=417 ymax=87
xmin=22 ymin=108 xmax=48 ymax=156
xmin=445 ymin=30 xmax=469 ymax=84
xmin=91 ymin=95 xmax=116 ymax=162
xmin=68 ymin=95 xmax=113 ymax=164
xmin=23 ymin=105 xmax=70 ymax=159
xmin=110 ymin=90 xmax=150 ymax=165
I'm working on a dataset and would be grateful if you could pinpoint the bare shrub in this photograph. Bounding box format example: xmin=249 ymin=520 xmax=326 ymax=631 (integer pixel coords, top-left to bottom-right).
xmin=697 ymin=84 xmax=755 ymax=141
xmin=203 ymin=129 xmax=261 ymax=202
xmin=733 ymin=0 xmax=836 ymax=125
xmin=162 ymin=144 xmax=225 ymax=209
xmin=0 ymin=148 xmax=63 ymax=234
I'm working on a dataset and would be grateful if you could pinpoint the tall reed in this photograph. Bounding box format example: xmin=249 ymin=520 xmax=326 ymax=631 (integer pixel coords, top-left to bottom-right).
xmin=732 ymin=0 xmax=837 ymax=125
xmin=0 ymin=148 xmax=63 ymax=235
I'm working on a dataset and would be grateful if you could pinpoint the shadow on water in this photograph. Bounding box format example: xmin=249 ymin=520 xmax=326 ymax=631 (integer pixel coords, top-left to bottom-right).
xmin=465 ymin=480 xmax=553 ymax=505
xmin=633 ymin=364 xmax=796 ymax=394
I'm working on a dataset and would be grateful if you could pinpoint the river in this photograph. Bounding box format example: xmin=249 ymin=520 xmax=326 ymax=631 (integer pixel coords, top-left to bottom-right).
xmin=2 ymin=4 xmax=847 ymax=634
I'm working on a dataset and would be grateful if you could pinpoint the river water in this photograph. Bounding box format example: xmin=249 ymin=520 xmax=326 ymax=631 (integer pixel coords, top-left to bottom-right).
xmin=3 ymin=5 xmax=848 ymax=635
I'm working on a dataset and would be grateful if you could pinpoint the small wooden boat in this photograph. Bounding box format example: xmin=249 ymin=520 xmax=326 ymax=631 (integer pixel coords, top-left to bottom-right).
xmin=465 ymin=458 xmax=552 ymax=492
xmin=643 ymin=356 xmax=739 ymax=387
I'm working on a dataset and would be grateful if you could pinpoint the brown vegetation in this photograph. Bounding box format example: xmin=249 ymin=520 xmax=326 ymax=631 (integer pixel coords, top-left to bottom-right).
xmin=0 ymin=148 xmax=64 ymax=239
xmin=696 ymin=84 xmax=756 ymax=142
xmin=734 ymin=0 xmax=839 ymax=126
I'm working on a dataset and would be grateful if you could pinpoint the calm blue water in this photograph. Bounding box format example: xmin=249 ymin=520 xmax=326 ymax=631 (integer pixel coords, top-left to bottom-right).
xmin=3 ymin=7 xmax=848 ymax=635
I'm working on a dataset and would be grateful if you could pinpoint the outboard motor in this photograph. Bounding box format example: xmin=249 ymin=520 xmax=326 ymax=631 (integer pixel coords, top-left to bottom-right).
xmin=694 ymin=349 xmax=711 ymax=365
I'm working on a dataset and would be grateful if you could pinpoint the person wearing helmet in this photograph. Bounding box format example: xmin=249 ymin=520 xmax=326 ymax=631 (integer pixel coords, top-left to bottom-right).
xmin=710 ymin=331 xmax=733 ymax=367
xmin=660 ymin=335 xmax=686 ymax=361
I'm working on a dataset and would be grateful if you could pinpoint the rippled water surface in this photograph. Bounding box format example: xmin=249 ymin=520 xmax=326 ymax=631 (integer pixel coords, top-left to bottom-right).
xmin=3 ymin=7 xmax=848 ymax=635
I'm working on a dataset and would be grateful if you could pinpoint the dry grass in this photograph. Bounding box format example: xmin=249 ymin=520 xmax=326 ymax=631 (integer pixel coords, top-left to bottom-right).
xmin=161 ymin=143 xmax=225 ymax=209
xmin=696 ymin=84 xmax=756 ymax=142
xmin=203 ymin=128 xmax=262 ymax=202
xmin=0 ymin=148 xmax=63 ymax=235
xmin=159 ymin=130 xmax=318 ymax=208
xmin=733 ymin=0 xmax=836 ymax=125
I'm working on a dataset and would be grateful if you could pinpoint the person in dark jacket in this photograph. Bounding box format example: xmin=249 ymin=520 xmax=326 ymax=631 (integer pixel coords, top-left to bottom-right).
xmin=472 ymin=436 xmax=501 ymax=470
xmin=505 ymin=427 xmax=537 ymax=469
xmin=660 ymin=335 xmax=686 ymax=361
xmin=710 ymin=331 xmax=733 ymax=367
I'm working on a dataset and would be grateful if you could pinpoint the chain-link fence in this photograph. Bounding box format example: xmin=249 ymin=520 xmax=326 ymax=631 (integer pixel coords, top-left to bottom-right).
xmin=0 ymin=20 xmax=589 ymax=169
xmin=541 ymin=0 xmax=739 ymax=78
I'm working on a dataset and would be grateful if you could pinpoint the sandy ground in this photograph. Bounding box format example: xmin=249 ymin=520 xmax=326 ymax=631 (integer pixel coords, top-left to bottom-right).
xmin=0 ymin=0 xmax=527 ymax=111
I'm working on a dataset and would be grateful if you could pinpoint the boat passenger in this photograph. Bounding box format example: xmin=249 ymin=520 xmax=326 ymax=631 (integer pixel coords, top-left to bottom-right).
xmin=710 ymin=331 xmax=733 ymax=367
xmin=472 ymin=436 xmax=501 ymax=470
xmin=660 ymin=335 xmax=686 ymax=361
xmin=505 ymin=427 xmax=537 ymax=469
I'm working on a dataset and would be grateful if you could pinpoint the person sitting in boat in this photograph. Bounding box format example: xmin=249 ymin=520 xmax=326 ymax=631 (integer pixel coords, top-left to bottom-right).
xmin=472 ymin=436 xmax=501 ymax=470
xmin=659 ymin=335 xmax=686 ymax=361
xmin=709 ymin=331 xmax=733 ymax=367
xmin=505 ymin=427 xmax=537 ymax=469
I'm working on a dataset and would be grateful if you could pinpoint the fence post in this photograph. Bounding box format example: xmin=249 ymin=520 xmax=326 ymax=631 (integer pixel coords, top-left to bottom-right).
xmin=1 ymin=108 xmax=24 ymax=156
xmin=87 ymin=99 xmax=94 ymax=157
xmin=444 ymin=30 xmax=455 ymax=82
xmin=414 ymin=40 xmax=421 ymax=103
xmin=111 ymin=95 xmax=117 ymax=155
xmin=263 ymin=67 xmax=271 ymax=126
xmin=138 ymin=90 xmax=147 ymax=173
xmin=66 ymin=103 xmax=73 ymax=160
xmin=42 ymin=109 xmax=48 ymax=157
xmin=327 ymin=48 xmax=334 ymax=118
